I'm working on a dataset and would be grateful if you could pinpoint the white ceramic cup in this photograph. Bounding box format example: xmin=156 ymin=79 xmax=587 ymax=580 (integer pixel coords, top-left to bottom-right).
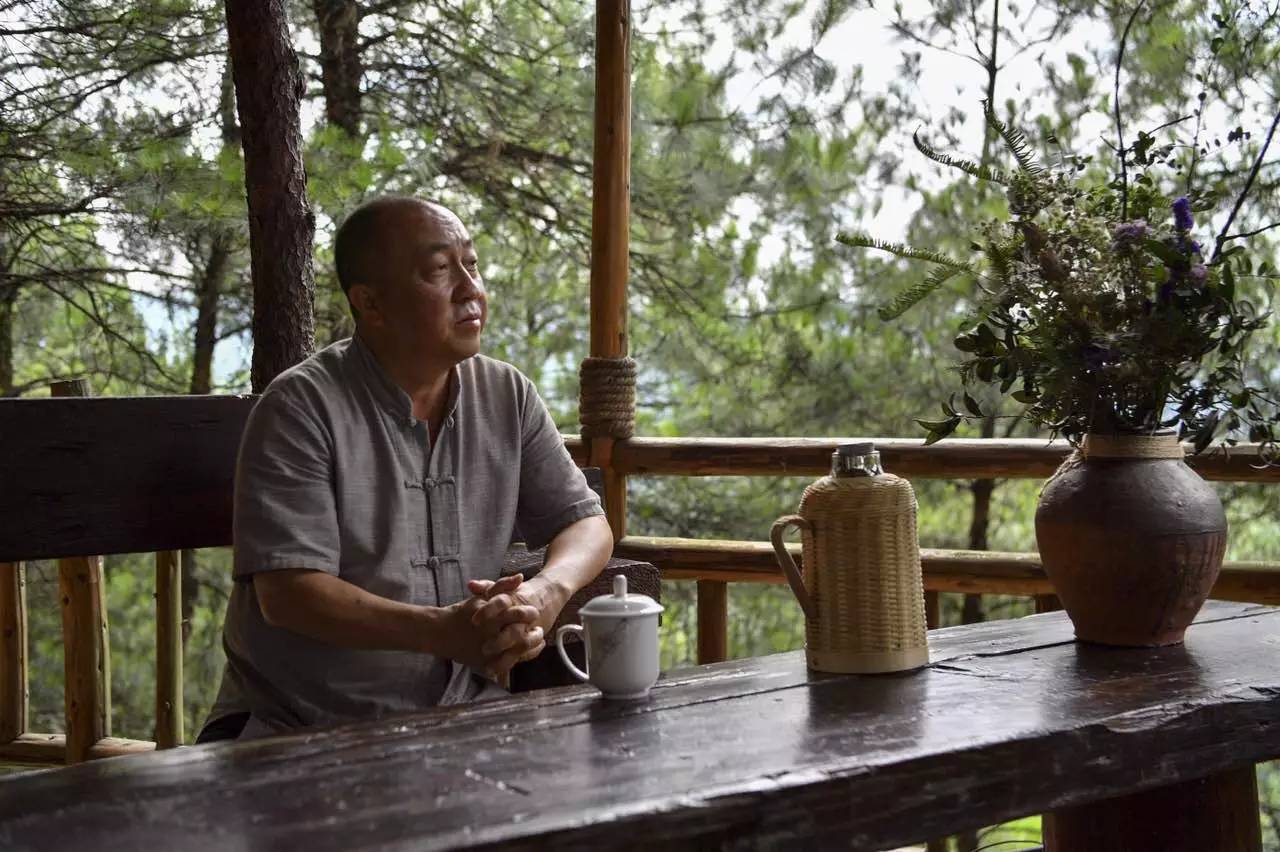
xmin=555 ymin=575 xmax=663 ymax=700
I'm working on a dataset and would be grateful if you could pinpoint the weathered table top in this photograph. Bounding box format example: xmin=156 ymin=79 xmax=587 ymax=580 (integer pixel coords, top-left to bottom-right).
xmin=2 ymin=601 xmax=1278 ymax=851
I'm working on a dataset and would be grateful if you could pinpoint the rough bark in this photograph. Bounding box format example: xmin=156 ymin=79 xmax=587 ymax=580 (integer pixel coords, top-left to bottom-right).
xmin=312 ymin=0 xmax=362 ymax=139
xmin=224 ymin=0 xmax=316 ymax=392
xmin=0 ymin=279 xmax=14 ymax=396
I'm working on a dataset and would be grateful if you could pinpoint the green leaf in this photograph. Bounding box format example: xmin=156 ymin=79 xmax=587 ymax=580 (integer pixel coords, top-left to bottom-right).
xmin=837 ymin=232 xmax=976 ymax=272
xmin=1011 ymin=388 xmax=1040 ymax=404
xmin=911 ymin=130 xmax=1009 ymax=184
xmin=876 ymin=266 xmax=962 ymax=320
xmin=982 ymin=99 xmax=1045 ymax=176
xmin=975 ymin=323 xmax=998 ymax=353
xmin=917 ymin=416 xmax=961 ymax=445
xmin=963 ymin=392 xmax=984 ymax=417
xmin=1193 ymin=412 xmax=1220 ymax=454
xmin=1142 ymin=238 xmax=1185 ymax=268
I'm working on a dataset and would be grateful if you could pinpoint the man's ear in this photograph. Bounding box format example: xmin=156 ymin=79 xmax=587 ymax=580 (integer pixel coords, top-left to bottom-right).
xmin=348 ymin=284 xmax=379 ymax=326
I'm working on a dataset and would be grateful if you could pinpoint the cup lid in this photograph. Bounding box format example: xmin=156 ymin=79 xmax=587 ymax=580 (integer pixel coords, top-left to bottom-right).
xmin=579 ymin=574 xmax=664 ymax=618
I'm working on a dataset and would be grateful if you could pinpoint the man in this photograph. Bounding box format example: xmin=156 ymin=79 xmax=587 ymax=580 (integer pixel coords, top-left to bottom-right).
xmin=205 ymin=196 xmax=613 ymax=738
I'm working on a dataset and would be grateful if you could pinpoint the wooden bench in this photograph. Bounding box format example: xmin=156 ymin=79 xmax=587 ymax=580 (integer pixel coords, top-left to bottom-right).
xmin=0 ymin=387 xmax=657 ymax=761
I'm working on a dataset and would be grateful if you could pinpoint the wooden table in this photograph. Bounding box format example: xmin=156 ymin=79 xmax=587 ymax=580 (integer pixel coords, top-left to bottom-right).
xmin=1 ymin=601 xmax=1277 ymax=851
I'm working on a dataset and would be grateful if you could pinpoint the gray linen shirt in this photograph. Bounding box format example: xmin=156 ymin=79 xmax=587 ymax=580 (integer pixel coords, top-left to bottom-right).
xmin=220 ymin=335 xmax=602 ymax=731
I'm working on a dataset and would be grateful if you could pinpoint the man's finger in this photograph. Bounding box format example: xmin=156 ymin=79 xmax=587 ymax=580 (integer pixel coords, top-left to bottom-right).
xmin=471 ymin=593 xmax=514 ymax=626
xmin=487 ymin=574 xmax=522 ymax=597
xmin=467 ymin=574 xmax=521 ymax=600
xmin=477 ymin=602 xmax=539 ymax=633
xmin=482 ymin=622 xmax=533 ymax=658
xmin=488 ymin=628 xmax=544 ymax=678
xmin=517 ymin=636 xmax=546 ymax=664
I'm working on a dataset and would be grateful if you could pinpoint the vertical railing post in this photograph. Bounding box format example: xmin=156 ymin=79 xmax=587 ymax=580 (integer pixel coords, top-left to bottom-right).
xmin=0 ymin=561 xmax=27 ymax=743
xmin=696 ymin=580 xmax=729 ymax=664
xmin=583 ymin=0 xmax=633 ymax=541
xmin=155 ymin=551 xmax=184 ymax=748
xmin=52 ymin=379 xmax=112 ymax=763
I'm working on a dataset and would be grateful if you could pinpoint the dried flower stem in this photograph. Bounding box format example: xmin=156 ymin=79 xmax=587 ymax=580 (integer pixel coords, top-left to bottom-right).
xmin=1213 ymin=109 xmax=1280 ymax=263
xmin=1114 ymin=0 xmax=1148 ymax=220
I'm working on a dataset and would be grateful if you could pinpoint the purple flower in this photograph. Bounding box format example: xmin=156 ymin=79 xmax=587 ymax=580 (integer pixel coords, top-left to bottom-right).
xmin=1112 ymin=220 xmax=1149 ymax=242
xmin=1190 ymin=264 xmax=1208 ymax=286
xmin=1173 ymin=196 xmax=1194 ymax=231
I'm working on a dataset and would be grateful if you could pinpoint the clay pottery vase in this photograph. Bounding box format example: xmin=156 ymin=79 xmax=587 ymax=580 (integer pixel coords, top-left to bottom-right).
xmin=1034 ymin=432 xmax=1227 ymax=646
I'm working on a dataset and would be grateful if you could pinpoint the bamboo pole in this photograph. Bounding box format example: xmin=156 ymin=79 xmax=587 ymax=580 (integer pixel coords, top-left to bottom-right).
xmin=924 ymin=590 xmax=941 ymax=630
xmin=0 ymin=733 xmax=154 ymax=766
xmin=154 ymin=551 xmax=184 ymax=748
xmin=588 ymin=0 xmax=630 ymax=363
xmin=0 ymin=561 xmax=27 ymax=742
xmin=608 ymin=437 xmax=1280 ymax=483
xmin=586 ymin=0 xmax=632 ymax=542
xmin=696 ymin=580 xmax=729 ymax=664
xmin=52 ymin=379 xmax=111 ymax=763
xmin=614 ymin=535 xmax=1280 ymax=604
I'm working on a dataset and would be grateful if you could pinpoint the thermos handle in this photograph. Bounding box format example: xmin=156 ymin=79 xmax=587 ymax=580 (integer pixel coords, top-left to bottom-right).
xmin=771 ymin=515 xmax=815 ymax=620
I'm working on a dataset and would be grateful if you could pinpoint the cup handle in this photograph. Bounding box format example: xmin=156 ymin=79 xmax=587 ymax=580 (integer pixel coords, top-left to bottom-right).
xmin=555 ymin=624 xmax=589 ymax=682
xmin=771 ymin=514 xmax=815 ymax=620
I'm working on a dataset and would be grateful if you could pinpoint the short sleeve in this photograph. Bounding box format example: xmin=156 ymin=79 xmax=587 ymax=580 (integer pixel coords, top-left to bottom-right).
xmin=232 ymin=390 xmax=340 ymax=579
xmin=515 ymin=379 xmax=604 ymax=550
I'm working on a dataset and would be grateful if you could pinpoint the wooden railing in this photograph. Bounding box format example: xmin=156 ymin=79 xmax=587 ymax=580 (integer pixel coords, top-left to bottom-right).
xmin=3 ymin=413 xmax=1278 ymax=766
xmin=571 ymin=436 xmax=1280 ymax=663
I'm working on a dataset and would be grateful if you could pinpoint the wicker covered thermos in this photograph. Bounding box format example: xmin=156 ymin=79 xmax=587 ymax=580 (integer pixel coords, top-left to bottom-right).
xmin=771 ymin=442 xmax=929 ymax=674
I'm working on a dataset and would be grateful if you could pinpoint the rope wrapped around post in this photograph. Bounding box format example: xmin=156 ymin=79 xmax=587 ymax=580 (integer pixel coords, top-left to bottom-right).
xmin=579 ymin=356 xmax=636 ymax=440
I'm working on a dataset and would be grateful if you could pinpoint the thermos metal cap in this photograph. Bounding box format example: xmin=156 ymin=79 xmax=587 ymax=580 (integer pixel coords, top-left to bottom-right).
xmin=838 ymin=442 xmax=875 ymax=457
xmin=832 ymin=442 xmax=882 ymax=477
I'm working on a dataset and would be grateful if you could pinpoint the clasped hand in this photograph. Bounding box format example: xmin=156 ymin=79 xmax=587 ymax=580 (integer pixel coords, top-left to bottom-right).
xmin=444 ymin=573 xmax=552 ymax=679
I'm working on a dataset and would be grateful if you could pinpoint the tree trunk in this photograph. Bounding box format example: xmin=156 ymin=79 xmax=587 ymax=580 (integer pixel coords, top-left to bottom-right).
xmin=312 ymin=0 xmax=362 ymax=138
xmin=225 ymin=0 xmax=316 ymax=392
xmin=0 ymin=280 xmax=15 ymax=396
xmin=180 ymin=60 xmax=242 ymax=647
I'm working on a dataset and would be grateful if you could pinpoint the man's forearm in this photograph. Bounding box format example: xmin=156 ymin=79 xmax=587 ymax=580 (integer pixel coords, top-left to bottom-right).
xmin=254 ymin=570 xmax=440 ymax=654
xmin=524 ymin=514 xmax=613 ymax=619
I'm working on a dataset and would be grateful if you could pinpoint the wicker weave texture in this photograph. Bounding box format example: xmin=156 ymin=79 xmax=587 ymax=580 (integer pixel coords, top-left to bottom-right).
xmin=797 ymin=474 xmax=928 ymax=672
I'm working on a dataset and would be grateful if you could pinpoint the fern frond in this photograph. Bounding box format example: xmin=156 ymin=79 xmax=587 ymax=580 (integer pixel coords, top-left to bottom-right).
xmin=986 ymin=242 xmax=1011 ymax=290
xmin=982 ymin=99 xmax=1045 ymax=177
xmin=877 ymin=266 xmax=962 ymax=320
xmin=912 ymin=130 xmax=1009 ymax=184
xmin=836 ymin=232 xmax=976 ymax=273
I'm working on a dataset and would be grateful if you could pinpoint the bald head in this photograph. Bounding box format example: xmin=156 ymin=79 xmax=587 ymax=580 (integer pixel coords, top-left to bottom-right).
xmin=332 ymin=195 xmax=487 ymax=368
xmin=334 ymin=196 xmax=445 ymax=308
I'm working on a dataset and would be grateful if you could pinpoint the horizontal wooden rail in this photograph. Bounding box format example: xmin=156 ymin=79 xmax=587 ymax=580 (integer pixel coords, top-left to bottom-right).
xmin=609 ymin=438 xmax=1280 ymax=482
xmin=615 ymin=536 xmax=1280 ymax=605
xmin=0 ymin=733 xmax=154 ymax=766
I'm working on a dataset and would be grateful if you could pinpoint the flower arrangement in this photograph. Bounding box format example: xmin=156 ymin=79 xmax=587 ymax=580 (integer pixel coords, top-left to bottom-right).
xmin=839 ymin=100 xmax=1278 ymax=460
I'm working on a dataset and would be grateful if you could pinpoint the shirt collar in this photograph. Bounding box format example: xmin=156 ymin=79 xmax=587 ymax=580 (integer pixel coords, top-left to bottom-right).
xmin=350 ymin=333 xmax=462 ymax=426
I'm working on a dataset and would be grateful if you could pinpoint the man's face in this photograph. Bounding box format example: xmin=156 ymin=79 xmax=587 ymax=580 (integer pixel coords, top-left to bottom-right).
xmin=355 ymin=202 xmax=488 ymax=366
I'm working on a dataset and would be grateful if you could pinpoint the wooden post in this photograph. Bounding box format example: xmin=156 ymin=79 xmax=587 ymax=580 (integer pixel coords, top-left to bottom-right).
xmin=1043 ymin=766 xmax=1262 ymax=852
xmin=586 ymin=0 xmax=632 ymax=542
xmin=0 ymin=561 xmax=27 ymax=742
xmin=154 ymin=551 xmax=184 ymax=748
xmin=52 ymin=379 xmax=111 ymax=763
xmin=924 ymin=590 xmax=941 ymax=629
xmin=696 ymin=580 xmax=729 ymax=664
xmin=1034 ymin=594 xmax=1062 ymax=613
